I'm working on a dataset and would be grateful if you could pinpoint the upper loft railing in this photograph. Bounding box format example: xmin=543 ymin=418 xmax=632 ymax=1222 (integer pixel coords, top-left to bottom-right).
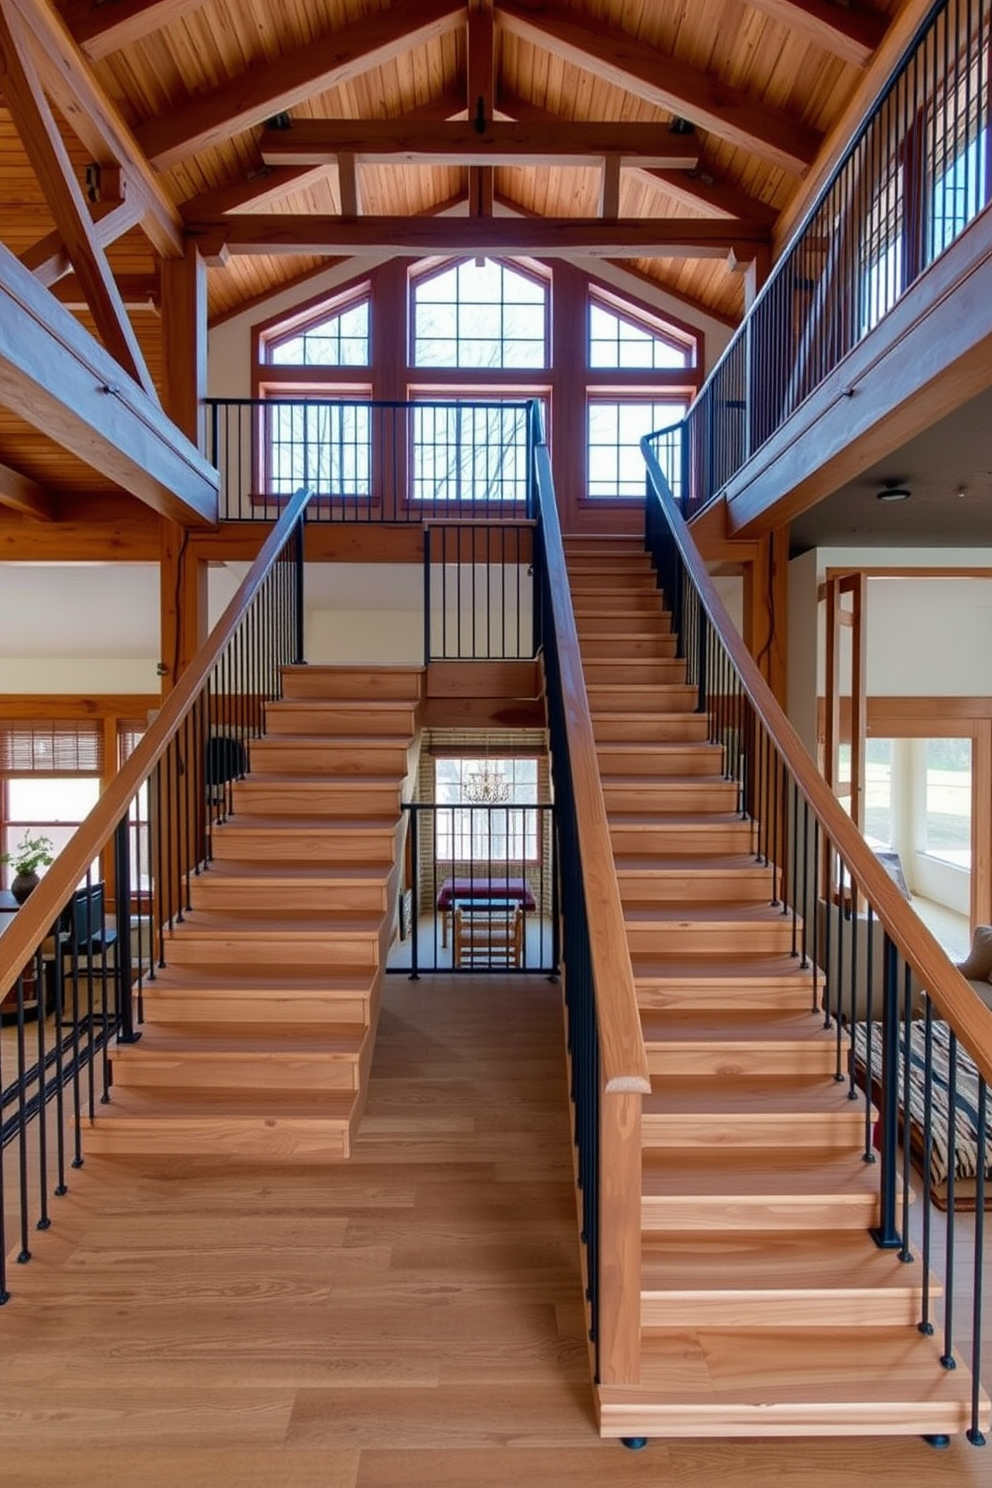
xmin=674 ymin=0 xmax=991 ymax=517
xmin=0 ymin=491 xmax=309 ymax=1303
xmin=206 ymin=398 xmax=533 ymax=523
xmin=643 ymin=426 xmax=992 ymax=1439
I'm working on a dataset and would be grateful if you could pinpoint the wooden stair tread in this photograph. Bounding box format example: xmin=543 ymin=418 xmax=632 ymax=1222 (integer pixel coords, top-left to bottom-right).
xmin=601 ymin=1328 xmax=984 ymax=1418
xmin=194 ymin=862 xmax=392 ymax=882
xmin=170 ymin=910 xmax=383 ymax=935
xmin=214 ymin=813 xmax=398 ymax=831
xmin=640 ymin=1008 xmax=833 ymax=1044
xmin=624 ymin=903 xmax=785 ymax=925
xmin=239 ymin=772 xmax=400 ymax=785
xmin=249 ymin=733 xmax=413 ymax=746
xmin=634 ymin=955 xmax=813 ymax=984
xmin=100 ymin=1087 xmax=357 ymax=1119
xmin=616 ymin=854 xmax=771 ymax=873
xmin=639 ymin=1232 xmax=932 ymax=1294
xmin=640 ymin=1147 xmax=885 ymax=1200
xmin=114 ymin=1023 xmax=364 ymax=1055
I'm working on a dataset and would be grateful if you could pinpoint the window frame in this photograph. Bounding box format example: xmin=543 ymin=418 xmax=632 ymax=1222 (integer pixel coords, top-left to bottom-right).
xmin=408 ymin=257 xmax=551 ymax=373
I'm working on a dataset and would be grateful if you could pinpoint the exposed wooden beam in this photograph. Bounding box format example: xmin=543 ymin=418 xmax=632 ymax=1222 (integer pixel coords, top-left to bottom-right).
xmin=189 ymin=212 xmax=771 ymax=261
xmin=259 ymin=118 xmax=701 ymax=169
xmin=137 ymin=0 xmax=466 ymax=168
xmin=468 ymin=0 xmax=495 ymax=217
xmin=63 ymin=0 xmax=207 ymax=62
xmin=0 ymin=3 xmax=158 ymax=398
xmin=8 ymin=0 xmax=183 ymax=257
xmin=0 ymin=459 xmax=58 ymax=521
xmin=497 ymin=88 xmax=779 ymax=224
xmin=52 ymin=272 xmax=160 ymax=310
xmin=337 ymin=153 xmax=362 ymax=217
xmin=0 ymin=241 xmax=218 ymax=527
xmin=21 ymin=197 xmax=144 ymax=286
xmin=740 ymin=0 xmax=886 ymax=67
xmin=600 ymin=155 xmax=621 ymax=220
xmin=179 ymin=166 xmax=335 ymax=220
xmin=497 ymin=0 xmax=821 ymax=175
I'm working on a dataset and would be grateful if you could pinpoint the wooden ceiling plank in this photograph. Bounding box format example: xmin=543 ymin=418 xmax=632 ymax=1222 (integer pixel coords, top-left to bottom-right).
xmin=188 ymin=212 xmax=770 ymax=260
xmin=0 ymin=242 xmax=218 ymax=526
xmin=0 ymin=4 xmax=158 ymax=399
xmin=8 ymin=0 xmax=184 ymax=257
xmin=137 ymin=0 xmax=466 ymax=168
xmin=468 ymin=0 xmax=495 ymax=216
xmin=64 ymin=0 xmax=208 ymax=62
xmin=0 ymin=458 xmax=58 ymax=521
xmin=740 ymin=0 xmax=887 ymax=67
xmin=258 ymin=118 xmax=701 ymax=168
xmin=496 ymin=0 xmax=821 ymax=175
xmin=21 ymin=197 xmax=144 ymax=286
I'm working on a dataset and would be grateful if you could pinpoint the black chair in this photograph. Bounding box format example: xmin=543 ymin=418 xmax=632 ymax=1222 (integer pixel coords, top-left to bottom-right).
xmin=58 ymin=883 xmax=119 ymax=1017
xmin=205 ymin=734 xmax=248 ymax=810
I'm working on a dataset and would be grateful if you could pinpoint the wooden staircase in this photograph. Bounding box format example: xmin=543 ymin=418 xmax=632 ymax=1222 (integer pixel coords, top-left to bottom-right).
xmin=563 ymin=536 xmax=986 ymax=1441
xmin=83 ymin=665 xmax=421 ymax=1162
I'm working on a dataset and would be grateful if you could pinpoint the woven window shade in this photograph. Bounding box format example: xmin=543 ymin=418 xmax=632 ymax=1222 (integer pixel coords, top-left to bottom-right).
xmin=117 ymin=724 xmax=146 ymax=767
xmin=0 ymin=720 xmax=103 ymax=774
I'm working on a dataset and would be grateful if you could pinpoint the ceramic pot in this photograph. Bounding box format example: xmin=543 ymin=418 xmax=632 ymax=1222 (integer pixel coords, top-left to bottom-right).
xmin=10 ymin=870 xmax=39 ymax=904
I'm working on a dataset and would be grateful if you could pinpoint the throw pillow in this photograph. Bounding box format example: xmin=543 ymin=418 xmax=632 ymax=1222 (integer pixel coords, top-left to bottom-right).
xmin=958 ymin=924 xmax=992 ymax=980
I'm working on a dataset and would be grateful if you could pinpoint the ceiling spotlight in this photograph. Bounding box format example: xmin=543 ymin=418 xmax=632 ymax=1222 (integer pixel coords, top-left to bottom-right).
xmin=876 ymin=481 xmax=911 ymax=502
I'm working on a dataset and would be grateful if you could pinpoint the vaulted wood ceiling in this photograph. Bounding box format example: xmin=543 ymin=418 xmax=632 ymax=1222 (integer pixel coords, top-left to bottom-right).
xmin=0 ymin=0 xmax=907 ymax=512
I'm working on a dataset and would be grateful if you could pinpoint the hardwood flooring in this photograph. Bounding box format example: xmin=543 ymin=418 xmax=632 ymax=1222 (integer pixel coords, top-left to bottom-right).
xmin=2 ymin=975 xmax=992 ymax=1486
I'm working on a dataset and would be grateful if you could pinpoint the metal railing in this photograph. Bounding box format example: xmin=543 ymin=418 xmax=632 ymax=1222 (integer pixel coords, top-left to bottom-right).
xmin=0 ymin=492 xmax=309 ymax=1302
xmin=643 ymin=430 xmax=991 ymax=1441
xmin=424 ymin=521 xmax=537 ymax=662
xmin=671 ymin=0 xmax=992 ymax=517
xmin=392 ymin=802 xmax=558 ymax=977
xmin=207 ymin=398 xmax=534 ymax=523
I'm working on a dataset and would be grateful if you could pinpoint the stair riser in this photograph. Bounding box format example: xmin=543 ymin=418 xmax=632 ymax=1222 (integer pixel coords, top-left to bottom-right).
xmin=164 ymin=937 xmax=381 ymax=972
xmin=596 ymin=1400 xmax=976 ymax=1441
xmin=231 ymin=783 xmax=400 ymax=816
xmin=645 ymin=1047 xmax=838 ymax=1077
xmin=641 ymin=1113 xmax=866 ymax=1148
xmin=594 ymin=717 xmax=710 ymax=743
xmin=580 ymin=636 xmax=677 ymax=659
xmin=611 ymin=826 xmax=751 ymax=855
xmin=597 ymin=747 xmax=723 ymax=776
xmin=584 ymin=662 xmax=687 ymax=686
xmin=589 ymin=687 xmax=698 ymax=713
xmin=110 ymin=1053 xmax=360 ymax=1092
xmin=141 ymin=992 xmax=371 ymax=1027
xmin=636 ymin=983 xmax=816 ymax=1013
xmin=280 ymin=668 xmax=421 ymax=701
xmin=604 ymin=783 xmax=739 ymax=813
xmin=79 ymin=1120 xmax=351 ymax=1160
xmin=626 ymin=923 xmax=796 ymax=956
xmin=641 ymin=1195 xmax=880 ymax=1231
xmin=571 ymin=596 xmax=663 ymax=615
xmin=576 ymin=613 xmax=672 ymax=635
xmin=248 ymin=742 xmax=410 ymax=775
xmin=264 ymin=704 xmax=416 ymax=736
xmin=210 ymin=829 xmax=398 ymax=865
xmin=640 ymin=1294 xmax=929 ymax=1330
xmin=618 ymin=873 xmax=774 ymax=905
xmin=188 ymin=880 xmax=389 ymax=913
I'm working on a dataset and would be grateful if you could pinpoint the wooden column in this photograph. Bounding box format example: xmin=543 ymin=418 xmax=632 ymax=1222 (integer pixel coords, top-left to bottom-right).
xmin=972 ymin=719 xmax=992 ymax=931
xmin=374 ymin=260 xmax=408 ymax=518
xmin=160 ymin=240 xmax=209 ymax=693
xmin=742 ymin=526 xmax=788 ymax=707
xmin=550 ymin=260 xmax=585 ymax=533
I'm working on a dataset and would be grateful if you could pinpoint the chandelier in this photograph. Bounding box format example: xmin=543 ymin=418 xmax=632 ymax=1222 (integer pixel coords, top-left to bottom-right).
xmin=463 ymin=758 xmax=510 ymax=805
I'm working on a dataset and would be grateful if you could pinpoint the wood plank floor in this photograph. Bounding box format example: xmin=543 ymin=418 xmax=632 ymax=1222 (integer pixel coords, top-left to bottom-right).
xmin=2 ymin=975 xmax=992 ymax=1487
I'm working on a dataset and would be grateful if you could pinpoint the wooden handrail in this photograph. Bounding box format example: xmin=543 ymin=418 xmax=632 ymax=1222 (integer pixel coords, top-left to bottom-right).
xmin=534 ymin=440 xmax=650 ymax=1095
xmin=0 ymin=488 xmax=311 ymax=995
xmin=643 ymin=441 xmax=992 ymax=1089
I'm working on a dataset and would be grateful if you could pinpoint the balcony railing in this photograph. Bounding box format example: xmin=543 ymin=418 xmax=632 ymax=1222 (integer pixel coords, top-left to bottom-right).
xmin=206 ymin=398 xmax=534 ymax=523
xmin=670 ymin=0 xmax=992 ymax=517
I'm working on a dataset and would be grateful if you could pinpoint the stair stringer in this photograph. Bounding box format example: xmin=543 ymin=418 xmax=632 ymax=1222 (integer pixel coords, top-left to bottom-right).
xmin=560 ymin=537 xmax=986 ymax=1443
xmin=80 ymin=665 xmax=424 ymax=1163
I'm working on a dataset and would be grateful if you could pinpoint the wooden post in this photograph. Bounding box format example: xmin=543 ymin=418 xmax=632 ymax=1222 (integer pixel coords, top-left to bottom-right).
xmin=597 ymin=1089 xmax=643 ymax=1386
xmin=742 ymin=526 xmax=788 ymax=706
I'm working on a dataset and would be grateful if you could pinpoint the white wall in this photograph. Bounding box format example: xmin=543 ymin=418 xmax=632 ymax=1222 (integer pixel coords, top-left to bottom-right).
xmin=0 ymin=563 xmax=160 ymax=693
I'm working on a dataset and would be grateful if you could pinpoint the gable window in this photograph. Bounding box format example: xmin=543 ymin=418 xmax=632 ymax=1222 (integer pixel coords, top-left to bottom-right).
xmin=589 ymin=299 xmax=692 ymax=370
xmin=264 ymin=293 xmax=370 ymax=367
xmin=587 ymin=399 xmax=688 ymax=499
xmin=412 ymin=260 xmax=548 ymax=369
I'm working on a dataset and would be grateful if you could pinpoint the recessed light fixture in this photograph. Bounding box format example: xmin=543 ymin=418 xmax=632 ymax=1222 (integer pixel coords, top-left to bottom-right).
xmin=877 ymin=481 xmax=911 ymax=502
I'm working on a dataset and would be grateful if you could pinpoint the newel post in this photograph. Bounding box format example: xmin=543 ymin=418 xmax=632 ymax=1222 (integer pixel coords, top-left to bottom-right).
xmin=597 ymin=1088 xmax=643 ymax=1386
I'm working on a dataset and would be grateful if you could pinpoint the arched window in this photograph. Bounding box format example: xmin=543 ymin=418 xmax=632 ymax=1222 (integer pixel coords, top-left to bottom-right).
xmin=412 ymin=259 xmax=548 ymax=369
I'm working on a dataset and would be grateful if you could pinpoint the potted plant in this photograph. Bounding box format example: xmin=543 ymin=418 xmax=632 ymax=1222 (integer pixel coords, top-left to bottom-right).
xmin=1 ymin=832 xmax=55 ymax=903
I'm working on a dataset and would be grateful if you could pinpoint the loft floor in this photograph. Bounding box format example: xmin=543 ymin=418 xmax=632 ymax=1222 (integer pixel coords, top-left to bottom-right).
xmin=1 ymin=974 xmax=990 ymax=1488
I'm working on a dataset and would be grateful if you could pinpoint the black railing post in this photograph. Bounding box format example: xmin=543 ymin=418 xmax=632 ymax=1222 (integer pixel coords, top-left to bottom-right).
xmin=423 ymin=526 xmax=432 ymax=665
xmin=696 ymin=609 xmax=709 ymax=714
xmin=292 ymin=509 xmax=306 ymax=666
xmin=871 ymin=931 xmax=902 ymax=1250
xmin=408 ymin=807 xmax=420 ymax=981
xmin=113 ymin=817 xmax=140 ymax=1045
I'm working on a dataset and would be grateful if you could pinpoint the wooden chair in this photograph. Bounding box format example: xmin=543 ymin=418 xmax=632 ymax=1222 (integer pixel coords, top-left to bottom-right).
xmin=452 ymin=900 xmax=523 ymax=969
